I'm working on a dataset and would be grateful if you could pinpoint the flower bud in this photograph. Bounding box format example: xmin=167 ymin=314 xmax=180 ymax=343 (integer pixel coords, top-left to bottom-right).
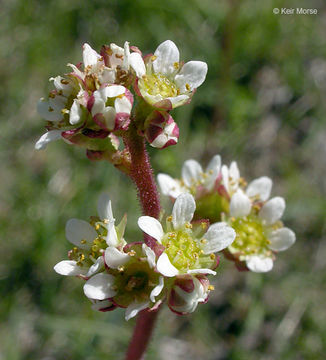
xmin=144 ymin=110 xmax=179 ymax=149
xmin=168 ymin=275 xmax=211 ymax=315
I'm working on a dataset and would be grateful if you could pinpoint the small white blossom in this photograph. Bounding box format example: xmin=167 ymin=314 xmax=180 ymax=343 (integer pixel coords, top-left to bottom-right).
xmin=131 ymin=40 xmax=207 ymax=109
xmin=138 ymin=193 xmax=236 ymax=277
xmin=227 ymin=180 xmax=296 ymax=273
xmin=157 ymin=155 xmax=221 ymax=199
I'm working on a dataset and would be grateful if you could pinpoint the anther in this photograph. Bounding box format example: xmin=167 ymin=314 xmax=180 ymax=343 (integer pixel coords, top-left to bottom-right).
xmin=167 ymin=215 xmax=173 ymax=222
xmin=210 ymin=253 xmax=215 ymax=260
xmin=185 ymin=83 xmax=191 ymax=91
xmin=151 ymin=55 xmax=157 ymax=61
xmin=208 ymin=285 xmax=215 ymax=291
xmin=200 ymin=239 xmax=207 ymax=244
xmin=81 ymin=239 xmax=87 ymax=244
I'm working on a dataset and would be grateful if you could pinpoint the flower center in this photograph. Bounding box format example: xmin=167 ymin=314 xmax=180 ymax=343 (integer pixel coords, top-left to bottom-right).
xmin=162 ymin=229 xmax=202 ymax=271
xmin=229 ymin=216 xmax=270 ymax=257
xmin=140 ymin=74 xmax=178 ymax=98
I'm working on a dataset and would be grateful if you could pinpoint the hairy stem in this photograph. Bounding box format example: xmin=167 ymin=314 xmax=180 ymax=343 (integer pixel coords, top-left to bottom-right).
xmin=124 ymin=122 xmax=161 ymax=360
xmin=124 ymin=122 xmax=161 ymax=248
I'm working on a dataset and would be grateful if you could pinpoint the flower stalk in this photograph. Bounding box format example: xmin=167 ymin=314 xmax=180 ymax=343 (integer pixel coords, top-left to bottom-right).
xmin=124 ymin=121 xmax=161 ymax=359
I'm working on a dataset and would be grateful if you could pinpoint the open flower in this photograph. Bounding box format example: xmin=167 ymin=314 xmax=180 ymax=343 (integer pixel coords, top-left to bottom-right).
xmin=69 ymin=42 xmax=131 ymax=88
xmin=131 ymin=40 xmax=207 ymax=109
xmin=54 ymin=193 xmax=126 ymax=278
xmin=83 ymin=242 xmax=164 ymax=320
xmin=158 ymin=155 xmax=221 ymax=199
xmin=138 ymin=193 xmax=236 ymax=277
xmin=226 ymin=179 xmax=296 ymax=272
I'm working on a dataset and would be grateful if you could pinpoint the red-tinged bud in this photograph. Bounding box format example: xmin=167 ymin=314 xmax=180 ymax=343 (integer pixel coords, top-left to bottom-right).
xmin=144 ymin=110 xmax=179 ymax=149
xmin=167 ymin=275 xmax=210 ymax=315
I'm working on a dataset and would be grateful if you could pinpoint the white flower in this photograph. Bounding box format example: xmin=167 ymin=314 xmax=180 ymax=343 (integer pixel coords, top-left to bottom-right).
xmin=91 ymin=84 xmax=133 ymax=131
xmin=54 ymin=193 xmax=125 ymax=278
xmin=69 ymin=42 xmax=130 ymax=85
xmin=138 ymin=193 xmax=236 ymax=277
xmin=84 ymin=243 xmax=164 ymax=321
xmin=157 ymin=154 xmax=221 ymax=199
xmin=131 ymin=40 xmax=207 ymax=109
xmin=227 ymin=181 xmax=296 ymax=273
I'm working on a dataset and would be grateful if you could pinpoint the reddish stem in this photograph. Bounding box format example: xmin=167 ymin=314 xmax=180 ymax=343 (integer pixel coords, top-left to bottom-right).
xmin=123 ymin=123 xmax=161 ymax=360
xmin=125 ymin=310 xmax=159 ymax=360
xmin=124 ymin=123 xmax=161 ymax=249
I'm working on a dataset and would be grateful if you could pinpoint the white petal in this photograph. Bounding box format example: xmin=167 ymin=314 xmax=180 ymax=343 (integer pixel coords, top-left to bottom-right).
xmin=182 ymin=159 xmax=203 ymax=187
xmin=138 ymin=216 xmax=163 ymax=242
xmin=221 ymin=164 xmax=229 ymax=191
xmin=54 ymin=260 xmax=87 ymax=276
xmin=35 ymin=130 xmax=63 ymax=150
xmin=109 ymin=43 xmax=124 ymax=67
xmin=65 ymin=219 xmax=97 ymax=249
xmin=142 ymin=244 xmax=156 ymax=268
xmin=37 ymin=98 xmax=62 ymax=122
xmin=153 ymin=40 xmax=180 ymax=76
xmin=204 ymin=155 xmax=221 ymax=191
xmin=229 ymin=190 xmax=252 ymax=217
xmin=104 ymin=85 xmax=125 ymax=98
xmin=246 ymin=256 xmax=273 ymax=273
xmin=259 ymin=197 xmax=285 ymax=225
xmin=106 ymin=221 xmax=118 ymax=247
xmin=115 ymin=96 xmax=132 ymax=114
xmin=83 ymin=43 xmax=101 ymax=67
xmin=268 ymin=227 xmax=296 ymax=252
xmin=166 ymin=94 xmax=189 ymax=107
xmin=91 ymin=92 xmax=105 ymax=116
xmin=50 ymin=76 xmax=73 ymax=96
xmin=125 ymin=301 xmax=149 ymax=321
xmin=187 ymin=268 xmax=216 ymax=275
xmin=157 ymin=173 xmax=184 ymax=198
xmin=246 ymin=176 xmax=273 ymax=201
xmin=83 ymin=273 xmax=116 ymax=300
xmin=97 ymin=193 xmax=114 ymax=221
xmin=102 ymin=107 xmax=116 ymax=130
xmin=104 ymin=247 xmax=130 ymax=269
xmin=150 ymin=276 xmax=164 ymax=302
xmin=156 ymin=253 xmax=179 ymax=277
xmin=69 ymin=99 xmax=83 ymax=125
xmin=129 ymin=52 xmax=146 ymax=77
xmin=86 ymin=257 xmax=105 ymax=278
xmin=175 ymin=61 xmax=208 ymax=92
xmin=229 ymin=161 xmax=240 ymax=182
xmin=172 ymin=193 xmax=196 ymax=229
xmin=201 ymin=222 xmax=236 ymax=254
xmin=122 ymin=41 xmax=130 ymax=70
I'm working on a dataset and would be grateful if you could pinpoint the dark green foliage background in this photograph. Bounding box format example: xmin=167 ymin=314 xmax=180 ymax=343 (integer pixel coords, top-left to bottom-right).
xmin=1 ymin=0 xmax=326 ymax=359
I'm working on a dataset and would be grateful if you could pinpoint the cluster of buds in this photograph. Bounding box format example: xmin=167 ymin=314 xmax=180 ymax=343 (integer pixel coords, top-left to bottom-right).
xmin=55 ymin=193 xmax=237 ymax=318
xmin=36 ymin=40 xmax=207 ymax=159
xmin=158 ymin=154 xmax=296 ymax=273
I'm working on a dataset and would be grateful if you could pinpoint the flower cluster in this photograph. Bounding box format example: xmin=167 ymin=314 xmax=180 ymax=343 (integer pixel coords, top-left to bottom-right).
xmin=55 ymin=193 xmax=236 ymax=318
xmin=36 ymin=40 xmax=207 ymax=158
xmin=158 ymin=155 xmax=296 ymax=273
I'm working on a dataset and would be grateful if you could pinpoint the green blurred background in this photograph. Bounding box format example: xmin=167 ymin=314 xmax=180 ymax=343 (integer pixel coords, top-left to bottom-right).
xmin=1 ymin=0 xmax=326 ymax=359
